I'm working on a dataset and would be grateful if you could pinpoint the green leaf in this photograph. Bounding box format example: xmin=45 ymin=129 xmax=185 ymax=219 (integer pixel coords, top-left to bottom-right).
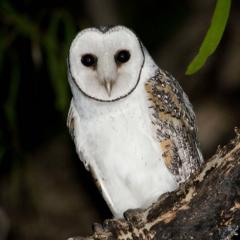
xmin=0 ymin=2 xmax=39 ymax=40
xmin=43 ymin=11 xmax=76 ymax=113
xmin=4 ymin=59 xmax=20 ymax=129
xmin=186 ymin=0 xmax=231 ymax=75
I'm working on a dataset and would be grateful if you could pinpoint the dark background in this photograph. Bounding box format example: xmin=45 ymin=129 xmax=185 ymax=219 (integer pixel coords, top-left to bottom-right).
xmin=0 ymin=0 xmax=240 ymax=239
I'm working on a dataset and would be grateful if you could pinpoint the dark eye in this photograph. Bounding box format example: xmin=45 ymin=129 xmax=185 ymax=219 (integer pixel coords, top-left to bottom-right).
xmin=81 ymin=54 xmax=97 ymax=67
xmin=115 ymin=50 xmax=130 ymax=64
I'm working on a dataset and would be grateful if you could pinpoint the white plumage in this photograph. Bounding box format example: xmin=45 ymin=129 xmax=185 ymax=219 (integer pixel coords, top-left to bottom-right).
xmin=67 ymin=26 xmax=203 ymax=218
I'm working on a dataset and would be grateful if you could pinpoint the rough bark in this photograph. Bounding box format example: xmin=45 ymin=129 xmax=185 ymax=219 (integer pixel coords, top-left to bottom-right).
xmin=69 ymin=128 xmax=240 ymax=240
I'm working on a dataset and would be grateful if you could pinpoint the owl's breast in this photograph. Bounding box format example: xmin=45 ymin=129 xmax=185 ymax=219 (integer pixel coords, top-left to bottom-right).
xmin=78 ymin=98 xmax=177 ymax=217
xmin=81 ymin=100 xmax=156 ymax=169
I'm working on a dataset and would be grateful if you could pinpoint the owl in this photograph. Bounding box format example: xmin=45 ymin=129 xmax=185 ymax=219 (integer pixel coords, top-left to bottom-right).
xmin=67 ymin=25 xmax=203 ymax=218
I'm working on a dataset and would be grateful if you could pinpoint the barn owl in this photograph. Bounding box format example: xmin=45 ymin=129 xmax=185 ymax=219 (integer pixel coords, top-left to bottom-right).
xmin=67 ymin=25 xmax=203 ymax=218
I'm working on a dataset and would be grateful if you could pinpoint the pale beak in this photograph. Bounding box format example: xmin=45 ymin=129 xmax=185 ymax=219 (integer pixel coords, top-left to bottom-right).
xmin=104 ymin=80 xmax=113 ymax=97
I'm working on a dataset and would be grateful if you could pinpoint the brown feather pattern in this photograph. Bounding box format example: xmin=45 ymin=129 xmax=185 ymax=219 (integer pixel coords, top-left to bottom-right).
xmin=145 ymin=69 xmax=203 ymax=183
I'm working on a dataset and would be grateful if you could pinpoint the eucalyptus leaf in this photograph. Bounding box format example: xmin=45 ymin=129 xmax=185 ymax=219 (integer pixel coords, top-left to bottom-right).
xmin=0 ymin=3 xmax=39 ymax=40
xmin=4 ymin=59 xmax=20 ymax=129
xmin=44 ymin=11 xmax=76 ymax=113
xmin=186 ymin=0 xmax=231 ymax=75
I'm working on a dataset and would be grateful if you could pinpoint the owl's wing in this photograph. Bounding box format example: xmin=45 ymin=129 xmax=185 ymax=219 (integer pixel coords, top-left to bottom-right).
xmin=67 ymin=100 xmax=90 ymax=170
xmin=145 ymin=69 xmax=203 ymax=183
xmin=67 ymin=100 xmax=117 ymax=214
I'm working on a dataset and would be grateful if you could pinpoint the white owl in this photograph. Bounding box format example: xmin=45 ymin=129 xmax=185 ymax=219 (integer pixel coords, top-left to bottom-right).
xmin=67 ymin=25 xmax=203 ymax=218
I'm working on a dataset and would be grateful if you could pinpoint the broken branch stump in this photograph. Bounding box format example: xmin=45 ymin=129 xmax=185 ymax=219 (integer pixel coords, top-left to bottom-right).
xmin=69 ymin=128 xmax=240 ymax=240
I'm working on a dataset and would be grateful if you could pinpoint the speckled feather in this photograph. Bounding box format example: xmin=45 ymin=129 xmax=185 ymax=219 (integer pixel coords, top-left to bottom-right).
xmin=145 ymin=69 xmax=203 ymax=183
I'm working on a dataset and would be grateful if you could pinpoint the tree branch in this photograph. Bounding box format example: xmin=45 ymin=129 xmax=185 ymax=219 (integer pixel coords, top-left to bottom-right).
xmin=69 ymin=127 xmax=240 ymax=240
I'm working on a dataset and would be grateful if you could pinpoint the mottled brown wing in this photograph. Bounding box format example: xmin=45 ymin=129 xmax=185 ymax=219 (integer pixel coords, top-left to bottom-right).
xmin=145 ymin=69 xmax=203 ymax=183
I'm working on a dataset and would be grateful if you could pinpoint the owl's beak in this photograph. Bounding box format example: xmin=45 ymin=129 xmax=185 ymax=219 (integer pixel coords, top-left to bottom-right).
xmin=104 ymin=80 xmax=113 ymax=97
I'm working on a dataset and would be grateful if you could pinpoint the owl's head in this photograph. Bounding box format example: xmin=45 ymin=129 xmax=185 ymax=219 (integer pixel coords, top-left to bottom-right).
xmin=68 ymin=26 xmax=145 ymax=102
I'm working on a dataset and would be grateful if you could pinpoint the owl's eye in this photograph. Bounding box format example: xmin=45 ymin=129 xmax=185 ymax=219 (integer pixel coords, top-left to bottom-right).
xmin=115 ymin=50 xmax=130 ymax=64
xmin=81 ymin=54 xmax=97 ymax=67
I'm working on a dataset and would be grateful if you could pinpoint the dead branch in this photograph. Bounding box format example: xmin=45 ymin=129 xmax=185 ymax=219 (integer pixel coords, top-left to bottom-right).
xmin=69 ymin=127 xmax=240 ymax=240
